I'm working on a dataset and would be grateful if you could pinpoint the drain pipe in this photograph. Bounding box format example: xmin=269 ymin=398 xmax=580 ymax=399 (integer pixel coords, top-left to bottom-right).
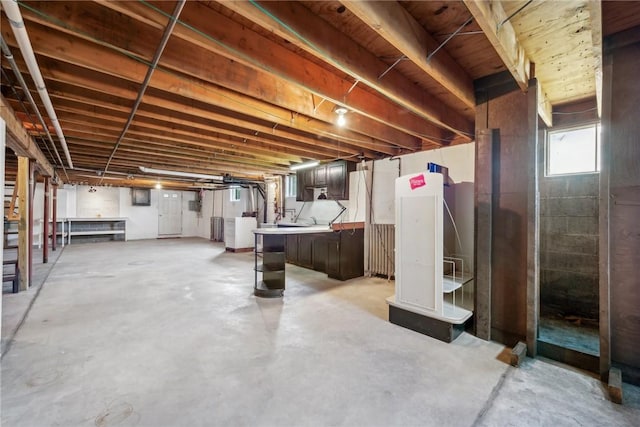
xmin=1 ymin=0 xmax=73 ymax=169
xmin=100 ymin=0 xmax=186 ymax=184
xmin=0 ymin=36 xmax=65 ymax=169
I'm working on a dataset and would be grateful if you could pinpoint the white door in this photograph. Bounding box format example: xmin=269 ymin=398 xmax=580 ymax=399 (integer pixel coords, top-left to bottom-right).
xmin=158 ymin=190 xmax=182 ymax=235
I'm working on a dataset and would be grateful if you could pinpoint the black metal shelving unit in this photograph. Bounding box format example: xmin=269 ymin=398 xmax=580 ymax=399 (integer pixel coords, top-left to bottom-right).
xmin=253 ymin=232 xmax=286 ymax=298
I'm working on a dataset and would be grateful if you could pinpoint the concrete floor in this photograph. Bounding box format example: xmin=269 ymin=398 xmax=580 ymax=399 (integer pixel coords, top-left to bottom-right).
xmin=2 ymin=238 xmax=639 ymax=426
xmin=539 ymin=315 xmax=600 ymax=356
xmin=2 ymin=246 xmax=64 ymax=355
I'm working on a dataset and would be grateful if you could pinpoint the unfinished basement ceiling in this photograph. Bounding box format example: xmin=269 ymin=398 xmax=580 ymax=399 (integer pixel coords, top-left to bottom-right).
xmin=0 ymin=0 xmax=634 ymax=189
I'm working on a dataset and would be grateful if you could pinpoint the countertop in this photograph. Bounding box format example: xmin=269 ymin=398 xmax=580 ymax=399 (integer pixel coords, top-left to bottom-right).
xmin=253 ymin=226 xmax=333 ymax=235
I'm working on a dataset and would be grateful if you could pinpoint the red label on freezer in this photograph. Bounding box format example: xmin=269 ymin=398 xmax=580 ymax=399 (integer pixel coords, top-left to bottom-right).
xmin=409 ymin=174 xmax=426 ymax=190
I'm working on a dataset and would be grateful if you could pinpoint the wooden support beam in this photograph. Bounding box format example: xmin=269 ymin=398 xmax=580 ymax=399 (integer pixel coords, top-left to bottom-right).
xmin=0 ymin=118 xmax=5 ymax=298
xmin=339 ymin=0 xmax=474 ymax=111
xmin=225 ymin=1 xmax=473 ymax=138
xmin=7 ymin=29 xmax=400 ymax=158
xmin=28 ymin=161 xmax=34 ymax=284
xmin=587 ymin=0 xmax=603 ymax=117
xmin=526 ymin=79 xmax=540 ymax=357
xmin=17 ymin=156 xmax=30 ymax=291
xmin=52 ymin=184 xmax=57 ymax=251
xmin=463 ymin=0 xmax=553 ymax=126
xmin=0 ymin=94 xmax=55 ymax=177
xmin=43 ymin=177 xmax=49 ymax=263
xmin=7 ymin=183 xmax=19 ymax=221
xmin=38 ymin=73 xmax=377 ymax=160
xmin=13 ymin=4 xmax=423 ymax=152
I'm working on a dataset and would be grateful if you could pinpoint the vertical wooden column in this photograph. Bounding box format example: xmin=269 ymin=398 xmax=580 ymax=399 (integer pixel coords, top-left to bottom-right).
xmin=0 ymin=118 xmax=5 ymax=315
xmin=28 ymin=161 xmax=34 ymax=283
xmin=474 ymin=129 xmax=496 ymax=340
xmin=473 ymin=71 xmax=537 ymax=347
xmin=599 ymin=49 xmax=613 ymax=381
xmin=43 ymin=177 xmax=50 ymax=263
xmin=526 ymin=79 xmax=540 ymax=357
xmin=52 ymin=183 xmax=57 ymax=251
xmin=17 ymin=156 xmax=30 ymax=291
xmin=602 ymin=29 xmax=640 ymax=385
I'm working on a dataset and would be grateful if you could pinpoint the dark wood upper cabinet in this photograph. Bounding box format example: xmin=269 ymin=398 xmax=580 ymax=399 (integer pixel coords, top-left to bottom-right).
xmin=314 ymin=164 xmax=327 ymax=187
xmin=296 ymin=168 xmax=315 ymax=201
xmin=327 ymin=161 xmax=355 ymax=200
xmin=296 ymin=160 xmax=355 ymax=201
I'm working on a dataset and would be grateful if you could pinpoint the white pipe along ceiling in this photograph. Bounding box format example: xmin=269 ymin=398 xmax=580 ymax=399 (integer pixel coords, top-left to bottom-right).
xmin=1 ymin=0 xmax=74 ymax=169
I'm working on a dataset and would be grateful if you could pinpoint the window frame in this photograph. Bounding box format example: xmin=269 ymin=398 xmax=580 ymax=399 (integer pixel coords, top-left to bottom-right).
xmin=229 ymin=187 xmax=241 ymax=202
xmin=285 ymin=175 xmax=297 ymax=198
xmin=545 ymin=121 xmax=601 ymax=177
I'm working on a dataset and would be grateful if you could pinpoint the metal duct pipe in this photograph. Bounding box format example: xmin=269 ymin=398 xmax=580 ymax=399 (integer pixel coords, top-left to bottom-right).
xmin=0 ymin=36 xmax=64 ymax=169
xmin=1 ymin=0 xmax=73 ymax=169
xmin=139 ymin=166 xmax=224 ymax=181
xmin=248 ymin=185 xmax=256 ymax=212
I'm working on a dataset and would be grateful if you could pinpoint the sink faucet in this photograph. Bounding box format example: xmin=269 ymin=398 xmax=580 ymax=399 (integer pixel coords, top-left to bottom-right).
xmin=310 ymin=216 xmax=318 ymax=224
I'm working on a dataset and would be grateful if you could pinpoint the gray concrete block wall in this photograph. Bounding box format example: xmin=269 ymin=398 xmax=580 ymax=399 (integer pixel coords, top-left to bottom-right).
xmin=540 ymin=173 xmax=599 ymax=319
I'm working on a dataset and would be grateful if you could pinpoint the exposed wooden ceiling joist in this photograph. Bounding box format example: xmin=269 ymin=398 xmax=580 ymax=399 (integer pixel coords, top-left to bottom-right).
xmin=223 ymin=0 xmax=473 ymax=142
xmin=0 ymin=94 xmax=55 ymax=177
xmin=2 ymin=0 xmax=627 ymax=190
xmin=463 ymin=0 xmax=553 ymax=126
xmin=18 ymin=1 xmax=424 ymax=152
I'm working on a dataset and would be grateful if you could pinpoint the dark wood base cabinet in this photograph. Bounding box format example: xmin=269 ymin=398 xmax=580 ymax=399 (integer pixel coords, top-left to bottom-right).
xmin=326 ymin=229 xmax=364 ymax=280
xmin=285 ymin=229 xmax=363 ymax=281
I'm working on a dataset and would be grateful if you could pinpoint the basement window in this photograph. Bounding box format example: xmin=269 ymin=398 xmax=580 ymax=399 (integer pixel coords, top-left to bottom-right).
xmin=230 ymin=187 xmax=241 ymax=202
xmin=285 ymin=175 xmax=297 ymax=198
xmin=546 ymin=123 xmax=600 ymax=176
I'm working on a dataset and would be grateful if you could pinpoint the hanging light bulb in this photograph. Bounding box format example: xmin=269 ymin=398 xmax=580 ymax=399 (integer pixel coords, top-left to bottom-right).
xmin=155 ymin=181 xmax=162 ymax=189
xmin=334 ymin=106 xmax=348 ymax=127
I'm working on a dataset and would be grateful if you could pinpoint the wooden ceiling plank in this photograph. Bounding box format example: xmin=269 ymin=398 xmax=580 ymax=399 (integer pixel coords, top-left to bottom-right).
xmin=463 ymin=0 xmax=553 ymax=126
xmin=16 ymin=3 xmax=418 ymax=153
xmin=223 ymin=1 xmax=475 ymax=139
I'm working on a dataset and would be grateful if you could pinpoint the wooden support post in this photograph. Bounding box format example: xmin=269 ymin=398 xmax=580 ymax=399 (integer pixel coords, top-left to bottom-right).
xmin=17 ymin=156 xmax=30 ymax=291
xmin=526 ymin=79 xmax=540 ymax=357
xmin=28 ymin=161 xmax=34 ymax=284
xmin=474 ymin=129 xmax=496 ymax=340
xmin=52 ymin=184 xmax=57 ymax=251
xmin=43 ymin=177 xmax=49 ymax=263
xmin=0 ymin=118 xmax=5 ymax=312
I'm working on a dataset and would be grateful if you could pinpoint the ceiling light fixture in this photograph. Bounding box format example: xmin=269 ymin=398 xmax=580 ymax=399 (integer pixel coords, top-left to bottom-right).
xmin=139 ymin=166 xmax=223 ymax=181
xmin=155 ymin=181 xmax=162 ymax=190
xmin=334 ymin=106 xmax=348 ymax=127
xmin=289 ymin=160 xmax=319 ymax=171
